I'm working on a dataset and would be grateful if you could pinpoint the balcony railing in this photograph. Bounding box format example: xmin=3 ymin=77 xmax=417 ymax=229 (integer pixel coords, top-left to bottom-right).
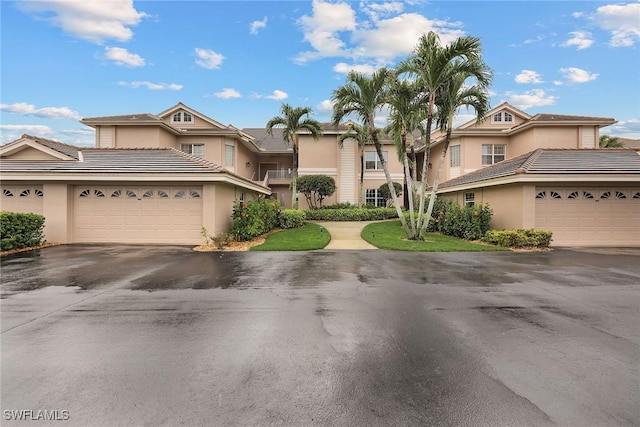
xmin=259 ymin=169 xmax=293 ymax=186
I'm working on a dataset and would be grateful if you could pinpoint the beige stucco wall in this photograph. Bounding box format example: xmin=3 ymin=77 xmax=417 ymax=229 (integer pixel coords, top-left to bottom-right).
xmin=3 ymin=148 xmax=59 ymax=160
xmin=533 ymin=127 xmax=579 ymax=150
xmin=440 ymin=183 xmax=534 ymax=230
xmin=234 ymin=140 xmax=258 ymax=181
xmin=42 ymin=183 xmax=73 ymax=243
xmin=112 ymin=126 xmax=177 ymax=149
xmin=298 ymin=135 xmax=338 ymax=170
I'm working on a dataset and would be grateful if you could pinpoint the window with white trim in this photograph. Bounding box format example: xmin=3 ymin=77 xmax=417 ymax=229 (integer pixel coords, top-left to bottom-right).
xmin=450 ymin=145 xmax=460 ymax=167
xmin=365 ymin=151 xmax=387 ymax=170
xmin=464 ymin=192 xmax=475 ymax=206
xmin=172 ymin=111 xmax=193 ymax=123
xmin=180 ymin=144 xmax=204 ymax=158
xmin=481 ymin=144 xmax=506 ymax=165
xmin=365 ymin=189 xmax=386 ymax=207
xmin=492 ymin=111 xmax=513 ymax=124
xmin=225 ymin=144 xmax=235 ymax=167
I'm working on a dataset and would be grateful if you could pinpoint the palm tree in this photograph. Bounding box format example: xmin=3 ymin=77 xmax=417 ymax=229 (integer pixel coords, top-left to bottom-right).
xmin=331 ymin=68 xmax=409 ymax=233
xmin=421 ymin=67 xmax=491 ymax=237
xmin=599 ymin=134 xmax=625 ymax=148
xmin=398 ymin=31 xmax=492 ymax=236
xmin=338 ymin=122 xmax=371 ymax=207
xmin=386 ymin=77 xmax=425 ymax=227
xmin=266 ymin=104 xmax=322 ymax=209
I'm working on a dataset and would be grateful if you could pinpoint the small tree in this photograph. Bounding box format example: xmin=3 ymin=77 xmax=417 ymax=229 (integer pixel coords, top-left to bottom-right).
xmin=599 ymin=135 xmax=625 ymax=148
xmin=378 ymin=182 xmax=403 ymax=207
xmin=296 ymin=175 xmax=336 ymax=209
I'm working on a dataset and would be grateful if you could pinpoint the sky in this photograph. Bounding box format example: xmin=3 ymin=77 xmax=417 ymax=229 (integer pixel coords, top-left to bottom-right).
xmin=1 ymin=0 xmax=639 ymax=147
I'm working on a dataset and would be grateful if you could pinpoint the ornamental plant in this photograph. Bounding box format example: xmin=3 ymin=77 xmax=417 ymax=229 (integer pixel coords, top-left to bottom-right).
xmin=229 ymin=199 xmax=281 ymax=241
xmin=0 ymin=211 xmax=46 ymax=251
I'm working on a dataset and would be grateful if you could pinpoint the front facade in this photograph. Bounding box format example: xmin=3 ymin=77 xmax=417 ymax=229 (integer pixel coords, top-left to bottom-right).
xmin=2 ymin=101 xmax=638 ymax=246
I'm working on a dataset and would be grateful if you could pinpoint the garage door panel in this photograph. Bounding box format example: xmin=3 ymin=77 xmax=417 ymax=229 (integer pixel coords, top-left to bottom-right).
xmin=74 ymin=186 xmax=203 ymax=244
xmin=536 ymin=187 xmax=640 ymax=246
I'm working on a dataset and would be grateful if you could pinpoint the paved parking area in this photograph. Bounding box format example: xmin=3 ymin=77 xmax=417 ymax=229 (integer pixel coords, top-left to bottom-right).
xmin=1 ymin=245 xmax=639 ymax=426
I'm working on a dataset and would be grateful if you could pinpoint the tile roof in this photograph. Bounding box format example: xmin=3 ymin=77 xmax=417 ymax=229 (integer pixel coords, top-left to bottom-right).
xmin=81 ymin=113 xmax=161 ymax=123
xmin=440 ymin=149 xmax=640 ymax=189
xmin=530 ymin=113 xmax=616 ymax=123
xmin=243 ymin=128 xmax=292 ymax=152
xmin=19 ymin=134 xmax=81 ymax=160
xmin=0 ymin=148 xmax=225 ymax=173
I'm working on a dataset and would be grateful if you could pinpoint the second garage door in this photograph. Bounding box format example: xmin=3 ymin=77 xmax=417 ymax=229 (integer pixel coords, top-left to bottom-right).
xmin=535 ymin=187 xmax=640 ymax=246
xmin=74 ymin=186 xmax=203 ymax=244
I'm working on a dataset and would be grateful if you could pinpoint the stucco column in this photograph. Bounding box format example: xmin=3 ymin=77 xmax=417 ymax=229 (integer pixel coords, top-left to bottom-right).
xmin=521 ymin=184 xmax=536 ymax=228
xmin=202 ymin=183 xmax=217 ymax=237
xmin=42 ymin=183 xmax=72 ymax=243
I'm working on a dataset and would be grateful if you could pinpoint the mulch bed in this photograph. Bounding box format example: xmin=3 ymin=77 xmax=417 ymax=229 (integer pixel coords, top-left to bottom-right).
xmin=0 ymin=242 xmax=63 ymax=257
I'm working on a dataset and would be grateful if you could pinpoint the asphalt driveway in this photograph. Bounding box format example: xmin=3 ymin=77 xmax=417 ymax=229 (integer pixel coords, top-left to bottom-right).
xmin=1 ymin=245 xmax=639 ymax=426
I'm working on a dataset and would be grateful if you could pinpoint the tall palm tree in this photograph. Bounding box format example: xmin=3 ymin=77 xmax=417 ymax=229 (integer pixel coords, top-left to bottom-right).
xmin=398 ymin=31 xmax=492 ymax=235
xmin=331 ymin=68 xmax=409 ymax=233
xmin=338 ymin=122 xmax=371 ymax=207
xmin=386 ymin=77 xmax=425 ymax=228
xmin=421 ymin=67 xmax=491 ymax=238
xmin=599 ymin=134 xmax=625 ymax=148
xmin=266 ymin=104 xmax=322 ymax=209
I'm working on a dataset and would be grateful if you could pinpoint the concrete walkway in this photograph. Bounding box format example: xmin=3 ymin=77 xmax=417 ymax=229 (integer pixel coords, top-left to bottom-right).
xmin=312 ymin=221 xmax=378 ymax=250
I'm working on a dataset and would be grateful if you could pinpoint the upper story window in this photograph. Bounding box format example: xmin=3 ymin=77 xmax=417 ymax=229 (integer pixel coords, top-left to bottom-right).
xmin=491 ymin=111 xmax=513 ymax=124
xmin=482 ymin=144 xmax=506 ymax=165
xmin=365 ymin=151 xmax=387 ymax=170
xmin=450 ymin=145 xmax=461 ymax=167
xmin=172 ymin=112 xmax=193 ymax=124
xmin=225 ymin=144 xmax=235 ymax=168
xmin=180 ymin=144 xmax=204 ymax=158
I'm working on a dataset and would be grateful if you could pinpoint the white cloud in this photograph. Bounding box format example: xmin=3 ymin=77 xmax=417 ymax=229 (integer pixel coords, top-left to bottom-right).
xmin=352 ymin=13 xmax=465 ymax=61
xmin=560 ymin=67 xmax=598 ymax=83
xmin=250 ymin=17 xmax=268 ymax=35
xmin=295 ymin=0 xmax=357 ymax=62
xmin=333 ymin=62 xmax=377 ymax=74
xmin=0 ymin=102 xmax=82 ymax=120
xmin=17 ymin=0 xmax=147 ymax=44
xmin=118 ymin=81 xmax=183 ymax=90
xmin=505 ymin=89 xmax=557 ymax=109
xmin=104 ymin=47 xmax=145 ymax=67
xmin=361 ymin=1 xmax=404 ymax=21
xmin=194 ymin=48 xmax=224 ymax=70
xmin=214 ymin=88 xmax=242 ymax=99
xmin=593 ymin=2 xmax=640 ymax=47
xmin=266 ymin=90 xmax=288 ymax=100
xmin=317 ymin=99 xmax=334 ymax=115
xmin=0 ymin=124 xmax=54 ymax=135
xmin=606 ymin=118 xmax=640 ymax=139
xmin=515 ymin=70 xmax=542 ymax=84
xmin=553 ymin=80 xmax=564 ymax=86
xmin=562 ymin=31 xmax=594 ymax=50
xmin=253 ymin=90 xmax=289 ymax=100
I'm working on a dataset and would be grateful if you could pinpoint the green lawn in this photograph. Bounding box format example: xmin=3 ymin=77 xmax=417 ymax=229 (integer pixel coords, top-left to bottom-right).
xmin=250 ymin=222 xmax=331 ymax=251
xmin=361 ymin=220 xmax=508 ymax=252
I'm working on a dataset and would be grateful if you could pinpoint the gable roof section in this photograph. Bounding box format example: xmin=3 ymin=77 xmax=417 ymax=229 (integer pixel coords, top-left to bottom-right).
xmin=457 ymin=102 xmax=531 ymax=130
xmin=439 ymin=149 xmax=640 ymax=192
xmin=0 ymin=148 xmax=270 ymax=194
xmin=0 ymin=134 xmax=79 ymax=160
xmin=157 ymin=102 xmax=227 ymax=129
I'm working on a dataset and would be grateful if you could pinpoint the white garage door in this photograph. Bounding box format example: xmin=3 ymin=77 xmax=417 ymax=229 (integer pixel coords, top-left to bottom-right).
xmin=0 ymin=186 xmax=44 ymax=215
xmin=74 ymin=186 xmax=203 ymax=244
xmin=535 ymin=187 xmax=640 ymax=246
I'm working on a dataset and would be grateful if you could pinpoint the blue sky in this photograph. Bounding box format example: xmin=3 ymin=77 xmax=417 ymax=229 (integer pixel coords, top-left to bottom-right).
xmin=1 ymin=0 xmax=639 ymax=146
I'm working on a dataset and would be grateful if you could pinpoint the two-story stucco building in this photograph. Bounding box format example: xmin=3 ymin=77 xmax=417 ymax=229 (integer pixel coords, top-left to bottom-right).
xmin=1 ymin=102 xmax=639 ymax=246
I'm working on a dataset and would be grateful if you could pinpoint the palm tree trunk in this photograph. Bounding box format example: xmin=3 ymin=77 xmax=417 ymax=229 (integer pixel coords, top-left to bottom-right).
xmin=371 ymin=128 xmax=409 ymax=233
xmin=416 ymin=92 xmax=435 ymax=233
xmin=291 ymin=141 xmax=298 ymax=209
xmin=359 ymin=147 xmax=364 ymax=207
xmin=419 ymin=122 xmax=453 ymax=238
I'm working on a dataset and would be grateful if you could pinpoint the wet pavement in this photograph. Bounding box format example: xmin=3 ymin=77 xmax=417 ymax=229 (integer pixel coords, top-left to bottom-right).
xmin=1 ymin=245 xmax=639 ymax=426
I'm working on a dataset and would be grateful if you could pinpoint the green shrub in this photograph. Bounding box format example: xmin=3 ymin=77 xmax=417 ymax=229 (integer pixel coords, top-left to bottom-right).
xmin=296 ymin=174 xmax=336 ymax=209
xmin=378 ymin=182 xmax=403 ymax=204
xmin=229 ymin=199 xmax=281 ymax=241
xmin=279 ymin=209 xmax=306 ymax=229
xmin=210 ymin=232 xmax=232 ymax=249
xmin=429 ymin=200 xmax=492 ymax=240
xmin=483 ymin=229 xmax=553 ymax=248
xmin=0 ymin=211 xmax=45 ymax=251
xmin=304 ymin=207 xmax=398 ymax=221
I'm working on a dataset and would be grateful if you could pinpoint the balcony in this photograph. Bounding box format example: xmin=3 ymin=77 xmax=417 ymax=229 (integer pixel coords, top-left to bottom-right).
xmin=259 ymin=169 xmax=293 ymax=186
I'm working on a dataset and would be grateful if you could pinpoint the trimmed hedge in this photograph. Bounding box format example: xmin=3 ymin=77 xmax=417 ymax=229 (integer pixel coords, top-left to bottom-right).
xmin=229 ymin=199 xmax=281 ymax=241
xmin=304 ymin=207 xmax=398 ymax=221
xmin=279 ymin=209 xmax=306 ymax=229
xmin=404 ymin=199 xmax=493 ymax=241
xmin=1 ymin=211 xmax=46 ymax=251
xmin=483 ymin=229 xmax=553 ymax=248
